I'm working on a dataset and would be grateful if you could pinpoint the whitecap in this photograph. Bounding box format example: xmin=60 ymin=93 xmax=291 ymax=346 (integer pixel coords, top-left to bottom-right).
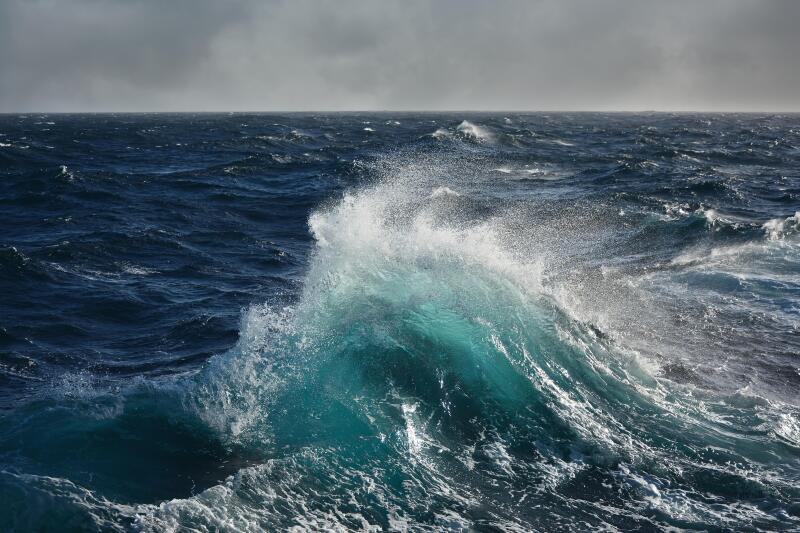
xmin=763 ymin=212 xmax=800 ymax=241
xmin=59 ymin=165 xmax=75 ymax=180
xmin=429 ymin=186 xmax=460 ymax=198
xmin=456 ymin=120 xmax=491 ymax=141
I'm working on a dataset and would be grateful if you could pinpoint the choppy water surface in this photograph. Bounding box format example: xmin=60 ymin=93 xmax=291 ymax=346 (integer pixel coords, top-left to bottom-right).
xmin=1 ymin=113 xmax=799 ymax=531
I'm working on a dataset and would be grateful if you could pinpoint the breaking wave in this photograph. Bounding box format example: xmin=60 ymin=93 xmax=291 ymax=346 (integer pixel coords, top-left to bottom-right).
xmin=140 ymin=167 xmax=800 ymax=530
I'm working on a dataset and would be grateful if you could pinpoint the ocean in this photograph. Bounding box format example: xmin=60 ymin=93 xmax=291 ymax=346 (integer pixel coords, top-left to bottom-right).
xmin=1 ymin=112 xmax=798 ymax=531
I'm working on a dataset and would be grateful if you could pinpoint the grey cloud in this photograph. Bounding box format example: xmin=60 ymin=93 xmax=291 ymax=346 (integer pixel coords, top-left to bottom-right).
xmin=1 ymin=0 xmax=798 ymax=112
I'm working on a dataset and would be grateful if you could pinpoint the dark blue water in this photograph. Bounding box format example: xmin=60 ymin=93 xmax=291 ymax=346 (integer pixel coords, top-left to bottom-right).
xmin=1 ymin=113 xmax=799 ymax=531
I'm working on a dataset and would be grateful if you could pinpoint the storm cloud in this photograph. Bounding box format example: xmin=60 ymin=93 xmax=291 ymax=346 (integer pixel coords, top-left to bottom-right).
xmin=1 ymin=0 xmax=798 ymax=112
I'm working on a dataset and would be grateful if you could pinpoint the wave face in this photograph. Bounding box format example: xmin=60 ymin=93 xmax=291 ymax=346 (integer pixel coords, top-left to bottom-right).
xmin=1 ymin=113 xmax=800 ymax=531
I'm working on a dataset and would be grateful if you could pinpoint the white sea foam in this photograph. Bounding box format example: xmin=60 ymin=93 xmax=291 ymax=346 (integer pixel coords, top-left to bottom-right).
xmin=270 ymin=153 xmax=292 ymax=164
xmin=662 ymin=202 xmax=692 ymax=219
xmin=763 ymin=211 xmax=800 ymax=240
xmin=53 ymin=371 xmax=98 ymax=400
xmin=491 ymin=166 xmax=548 ymax=177
xmin=119 ymin=262 xmax=157 ymax=276
xmin=307 ymin=184 xmax=542 ymax=294
xmin=58 ymin=165 xmax=75 ymax=180
xmin=456 ymin=120 xmax=491 ymax=141
xmin=697 ymin=207 xmax=754 ymax=230
xmin=429 ymin=186 xmax=460 ymax=198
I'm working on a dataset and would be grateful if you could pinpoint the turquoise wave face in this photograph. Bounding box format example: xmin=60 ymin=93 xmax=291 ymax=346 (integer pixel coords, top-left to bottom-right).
xmin=162 ymin=179 xmax=798 ymax=531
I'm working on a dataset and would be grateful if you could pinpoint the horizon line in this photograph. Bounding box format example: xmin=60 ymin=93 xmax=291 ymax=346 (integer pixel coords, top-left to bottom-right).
xmin=2 ymin=109 xmax=800 ymax=115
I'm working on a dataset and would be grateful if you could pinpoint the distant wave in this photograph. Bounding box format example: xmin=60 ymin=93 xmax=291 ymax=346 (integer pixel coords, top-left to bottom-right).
xmin=456 ymin=120 xmax=492 ymax=141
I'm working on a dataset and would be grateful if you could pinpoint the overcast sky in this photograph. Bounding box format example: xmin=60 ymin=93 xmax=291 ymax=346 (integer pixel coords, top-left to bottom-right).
xmin=1 ymin=0 xmax=798 ymax=112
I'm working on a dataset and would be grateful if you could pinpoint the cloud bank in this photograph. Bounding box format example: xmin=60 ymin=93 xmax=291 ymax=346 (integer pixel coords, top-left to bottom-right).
xmin=1 ymin=0 xmax=798 ymax=112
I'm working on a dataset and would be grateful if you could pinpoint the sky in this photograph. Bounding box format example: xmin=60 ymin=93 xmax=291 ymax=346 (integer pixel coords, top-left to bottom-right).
xmin=1 ymin=0 xmax=798 ymax=112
